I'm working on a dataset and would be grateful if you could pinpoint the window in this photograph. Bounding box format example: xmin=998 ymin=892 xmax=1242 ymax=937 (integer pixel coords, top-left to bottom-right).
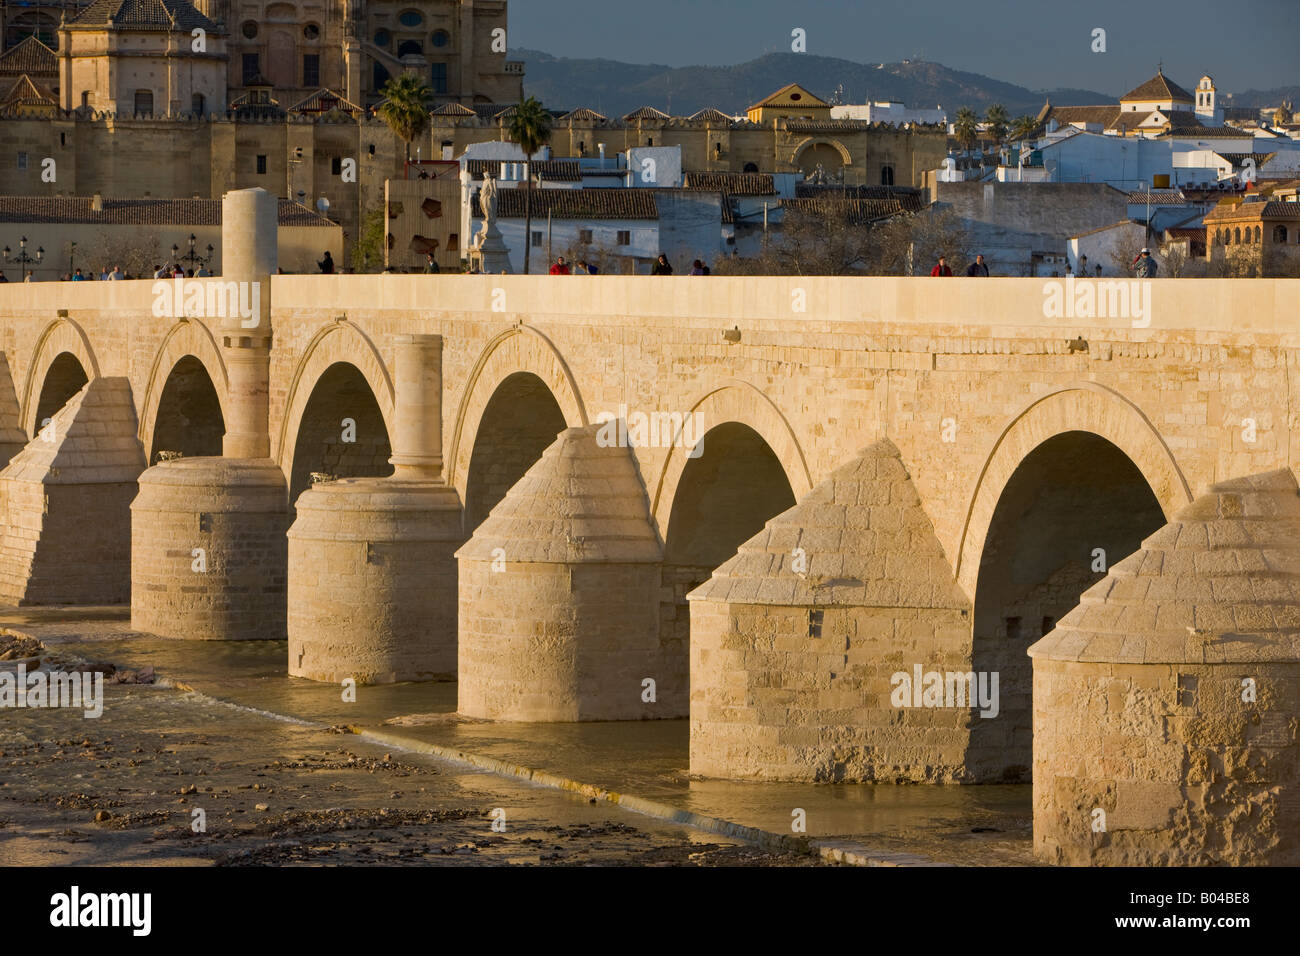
xmin=17 ymin=152 xmax=27 ymax=170
xmin=880 ymin=164 xmax=895 ymax=186
xmin=1245 ymin=227 xmax=1252 ymax=244
xmin=241 ymin=20 xmax=258 ymax=39
xmin=1234 ymin=227 xmax=1241 ymax=243
xmin=531 ymin=231 xmax=542 ymax=247
xmin=617 ymin=230 xmax=631 ymax=246
xmin=191 ymin=93 xmax=205 ymax=115
xmin=303 ymin=54 xmax=320 ymax=87
xmin=303 ymin=23 xmax=320 ymax=40
xmin=646 ymin=137 xmax=653 ymax=146
xmin=579 ymin=229 xmax=593 ymax=244
xmin=398 ymin=10 xmax=423 ymax=26
xmin=1274 ymin=225 xmax=1289 ymax=244
xmin=134 ymin=89 xmax=153 ymax=116
xmin=430 ymin=62 xmax=447 ymax=94
xmin=1005 ymin=617 xmax=1022 ymax=640
xmin=743 ymin=162 xmax=758 ymax=173
xmin=431 ymin=29 xmax=450 ymax=47
xmin=1255 ymin=226 xmax=1261 ymax=243
xmin=374 ymin=29 xmax=391 ymax=46
xmin=331 ymin=156 xmax=342 ymax=175
xmin=807 ymin=609 xmax=823 ymax=639
xmin=448 ymin=233 xmax=459 ymax=252
xmin=398 ymin=39 xmax=422 ymax=57
xmin=256 ymin=154 xmax=267 ymax=174
xmin=242 ymin=53 xmax=260 ymax=84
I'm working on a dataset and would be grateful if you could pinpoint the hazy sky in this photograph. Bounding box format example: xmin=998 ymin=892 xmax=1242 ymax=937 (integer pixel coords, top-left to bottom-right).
xmin=509 ymin=0 xmax=1299 ymax=95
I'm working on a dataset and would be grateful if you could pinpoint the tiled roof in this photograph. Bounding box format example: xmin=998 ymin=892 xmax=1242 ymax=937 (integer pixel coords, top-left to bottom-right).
xmin=0 ymin=36 xmax=57 ymax=76
xmin=1120 ymin=70 xmax=1194 ymax=102
xmin=0 ymin=74 xmax=57 ymax=110
xmin=430 ymin=102 xmax=476 ymax=116
xmin=785 ymin=119 xmax=872 ymax=133
xmin=71 ymin=0 xmax=218 ymax=31
xmin=683 ymin=172 xmax=776 ymax=195
xmin=478 ymin=189 xmax=659 ymax=220
xmin=1215 ymin=152 xmax=1278 ymax=166
xmin=288 ymin=89 xmax=362 ymax=115
xmin=779 ymin=197 xmax=911 ymax=223
xmin=1044 ymin=105 xmax=1122 ymax=127
xmin=795 ymin=184 xmax=925 ymax=211
xmin=1203 ymin=198 xmax=1300 ymax=221
xmin=469 ymin=103 xmax=512 ymax=119
xmin=1167 ymin=125 xmax=1252 ymax=138
xmin=689 ymin=108 xmax=734 ymax=124
xmin=623 ymin=105 xmax=670 ymax=121
xmin=0 ymin=196 xmax=335 ymax=227
xmin=466 ymin=159 xmax=582 ymax=183
xmin=748 ymin=83 xmax=831 ymax=113
xmin=1164 ymin=227 xmax=1206 ymax=240
xmin=228 ymin=89 xmax=283 ymax=115
xmin=1127 ymin=191 xmax=1190 ymax=204
xmin=562 ymin=107 xmax=607 ymax=121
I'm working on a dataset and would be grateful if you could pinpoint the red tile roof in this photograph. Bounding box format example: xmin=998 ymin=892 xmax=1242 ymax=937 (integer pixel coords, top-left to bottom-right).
xmin=1121 ymin=71 xmax=1194 ymax=103
xmin=481 ymin=189 xmax=659 ymax=220
xmin=683 ymin=172 xmax=776 ymax=195
xmin=0 ymin=36 xmax=57 ymax=77
xmin=466 ymin=159 xmax=582 ymax=183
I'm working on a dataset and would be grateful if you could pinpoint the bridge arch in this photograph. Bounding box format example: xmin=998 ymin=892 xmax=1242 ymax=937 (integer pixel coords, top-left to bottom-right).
xmin=447 ymin=325 xmax=587 ymax=501
xmin=958 ymin=383 xmax=1192 ymax=781
xmin=650 ymin=379 xmax=812 ymax=541
xmin=138 ymin=319 xmax=229 ymax=460
xmin=20 ymin=317 xmax=101 ymax=437
xmin=276 ymin=319 xmax=395 ymax=505
xmin=956 ymin=382 xmax=1192 ymax=598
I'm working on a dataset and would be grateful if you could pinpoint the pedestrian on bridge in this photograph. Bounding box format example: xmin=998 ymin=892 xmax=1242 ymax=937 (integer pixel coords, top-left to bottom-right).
xmin=930 ymin=256 xmax=952 ymax=276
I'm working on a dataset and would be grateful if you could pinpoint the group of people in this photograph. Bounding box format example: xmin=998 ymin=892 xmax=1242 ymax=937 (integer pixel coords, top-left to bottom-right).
xmin=929 ymin=249 xmax=1160 ymax=278
xmin=540 ymin=254 xmax=708 ymax=276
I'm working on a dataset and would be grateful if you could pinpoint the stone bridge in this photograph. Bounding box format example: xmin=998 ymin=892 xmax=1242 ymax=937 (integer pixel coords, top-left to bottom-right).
xmin=2 ymin=190 xmax=1298 ymax=864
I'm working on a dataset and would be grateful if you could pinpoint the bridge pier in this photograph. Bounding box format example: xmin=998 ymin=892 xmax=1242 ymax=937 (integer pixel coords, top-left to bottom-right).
xmin=688 ymin=440 xmax=981 ymax=782
xmin=0 ymin=377 xmax=145 ymax=604
xmin=286 ymin=334 xmax=464 ymax=684
xmin=1030 ymin=469 xmax=1300 ymax=865
xmin=130 ymin=188 xmax=290 ymax=640
xmin=456 ymin=425 xmax=667 ymax=721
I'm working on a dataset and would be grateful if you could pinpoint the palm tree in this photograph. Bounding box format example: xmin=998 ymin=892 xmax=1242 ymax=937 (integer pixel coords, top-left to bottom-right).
xmin=377 ymin=73 xmax=432 ymax=164
xmin=1010 ymin=115 xmax=1039 ymax=144
xmin=954 ymin=107 xmax=978 ymax=153
xmin=506 ymin=96 xmax=553 ymax=274
xmin=985 ymin=104 xmax=1010 ymax=146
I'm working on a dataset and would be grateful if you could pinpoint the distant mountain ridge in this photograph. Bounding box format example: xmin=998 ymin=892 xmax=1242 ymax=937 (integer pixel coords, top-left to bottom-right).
xmin=515 ymin=49 xmax=1295 ymax=119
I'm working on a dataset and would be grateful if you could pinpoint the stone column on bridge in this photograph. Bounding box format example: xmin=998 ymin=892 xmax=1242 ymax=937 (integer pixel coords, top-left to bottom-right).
xmin=130 ymin=188 xmax=291 ymax=641
xmin=286 ymin=334 xmax=465 ymax=684
xmin=1030 ymin=468 xmax=1300 ymax=866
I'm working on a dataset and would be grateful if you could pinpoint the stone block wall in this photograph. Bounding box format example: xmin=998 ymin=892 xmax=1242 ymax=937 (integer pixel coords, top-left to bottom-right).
xmin=690 ymin=602 xmax=977 ymax=782
xmin=1033 ymin=659 xmax=1300 ymax=865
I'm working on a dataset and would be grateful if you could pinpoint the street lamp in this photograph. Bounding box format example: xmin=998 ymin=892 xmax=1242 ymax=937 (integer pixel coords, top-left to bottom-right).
xmin=3 ymin=236 xmax=44 ymax=274
xmin=171 ymin=233 xmax=214 ymax=271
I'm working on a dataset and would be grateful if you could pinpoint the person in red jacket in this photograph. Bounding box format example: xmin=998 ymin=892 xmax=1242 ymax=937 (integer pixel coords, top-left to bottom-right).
xmin=930 ymin=255 xmax=953 ymax=276
xmin=548 ymin=256 xmax=571 ymax=275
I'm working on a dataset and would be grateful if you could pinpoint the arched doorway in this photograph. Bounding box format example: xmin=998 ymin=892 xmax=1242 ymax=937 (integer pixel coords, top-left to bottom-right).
xmin=149 ymin=356 xmax=224 ymax=464
xmin=663 ymin=422 xmax=796 ymax=685
xmin=464 ymin=371 xmax=566 ymax=532
xmin=288 ymin=362 xmax=392 ymax=508
xmin=32 ymin=352 xmax=89 ymax=437
xmin=971 ymin=431 xmax=1166 ymax=780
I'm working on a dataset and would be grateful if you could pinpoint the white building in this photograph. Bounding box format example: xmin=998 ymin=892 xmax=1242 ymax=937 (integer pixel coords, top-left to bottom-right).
xmin=831 ymin=101 xmax=946 ymax=125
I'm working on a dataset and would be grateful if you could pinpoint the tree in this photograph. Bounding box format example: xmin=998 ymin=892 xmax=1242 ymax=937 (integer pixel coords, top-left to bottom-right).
xmin=351 ymin=207 xmax=387 ymax=273
xmin=985 ymin=104 xmax=1010 ymax=146
xmin=867 ymin=207 xmax=970 ymax=276
xmin=1274 ymin=99 xmax=1294 ymax=126
xmin=377 ymin=73 xmax=432 ymax=163
xmin=506 ymin=96 xmax=553 ymax=275
xmin=1010 ymin=115 xmax=1039 ymax=144
xmin=954 ymin=107 xmax=979 ymax=153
